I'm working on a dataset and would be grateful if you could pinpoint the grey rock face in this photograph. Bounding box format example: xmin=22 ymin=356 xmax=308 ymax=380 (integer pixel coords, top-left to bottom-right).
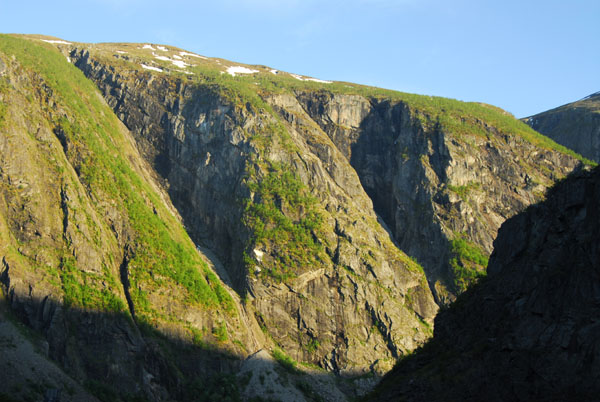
xmin=291 ymin=91 xmax=580 ymax=301
xmin=525 ymin=92 xmax=600 ymax=163
xmin=369 ymin=165 xmax=600 ymax=402
xmin=71 ymin=48 xmax=438 ymax=376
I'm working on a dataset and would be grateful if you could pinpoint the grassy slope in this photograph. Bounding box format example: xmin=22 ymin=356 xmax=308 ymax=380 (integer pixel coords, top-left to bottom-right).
xmin=76 ymin=38 xmax=593 ymax=167
xmin=0 ymin=35 xmax=235 ymax=325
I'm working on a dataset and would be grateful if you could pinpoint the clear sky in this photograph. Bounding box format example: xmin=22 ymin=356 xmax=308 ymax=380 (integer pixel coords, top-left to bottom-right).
xmin=1 ymin=0 xmax=598 ymax=117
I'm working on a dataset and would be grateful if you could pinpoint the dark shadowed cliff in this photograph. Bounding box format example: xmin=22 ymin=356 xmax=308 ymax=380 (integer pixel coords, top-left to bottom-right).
xmin=368 ymin=165 xmax=600 ymax=402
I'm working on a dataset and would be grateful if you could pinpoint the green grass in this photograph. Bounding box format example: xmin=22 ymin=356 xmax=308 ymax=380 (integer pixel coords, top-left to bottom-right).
xmin=84 ymin=38 xmax=593 ymax=170
xmin=243 ymin=162 xmax=326 ymax=282
xmin=181 ymin=56 xmax=593 ymax=165
xmin=0 ymin=35 xmax=235 ymax=319
xmin=449 ymin=235 xmax=488 ymax=293
xmin=303 ymin=338 xmax=320 ymax=354
xmin=60 ymin=256 xmax=126 ymax=312
xmin=183 ymin=374 xmax=242 ymax=402
xmin=447 ymin=182 xmax=480 ymax=201
xmin=212 ymin=321 xmax=228 ymax=342
xmin=0 ymin=79 xmax=7 ymax=128
xmin=272 ymin=347 xmax=300 ymax=374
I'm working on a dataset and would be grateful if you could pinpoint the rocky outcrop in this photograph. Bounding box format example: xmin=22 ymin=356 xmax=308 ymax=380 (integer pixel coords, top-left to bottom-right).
xmin=71 ymin=44 xmax=585 ymax=309
xmin=70 ymin=46 xmax=438 ymax=376
xmin=525 ymin=91 xmax=600 ymax=163
xmin=1 ymin=36 xmax=259 ymax=401
xmin=368 ymin=165 xmax=600 ymax=402
xmin=289 ymin=91 xmax=581 ymax=301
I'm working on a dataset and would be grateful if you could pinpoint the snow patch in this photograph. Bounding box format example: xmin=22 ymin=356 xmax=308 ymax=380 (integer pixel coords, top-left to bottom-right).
xmin=180 ymin=51 xmax=207 ymax=59
xmin=156 ymin=45 xmax=168 ymax=51
xmin=116 ymin=50 xmax=127 ymax=54
xmin=41 ymin=39 xmax=71 ymax=45
xmin=142 ymin=44 xmax=155 ymax=50
xmin=270 ymin=69 xmax=278 ymax=75
xmin=153 ymin=54 xmax=171 ymax=62
xmin=227 ymin=66 xmax=259 ymax=76
xmin=171 ymin=59 xmax=188 ymax=68
xmin=66 ymin=56 xmax=71 ymax=63
xmin=305 ymin=77 xmax=332 ymax=83
xmin=153 ymin=53 xmax=188 ymax=68
xmin=141 ymin=64 xmax=162 ymax=72
xmin=290 ymin=73 xmax=331 ymax=83
xmin=173 ymin=54 xmax=182 ymax=60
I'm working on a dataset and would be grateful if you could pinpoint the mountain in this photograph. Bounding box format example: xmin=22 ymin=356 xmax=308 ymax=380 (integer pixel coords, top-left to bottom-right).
xmin=67 ymin=38 xmax=586 ymax=304
xmin=525 ymin=91 xmax=600 ymax=163
xmin=0 ymin=34 xmax=590 ymax=401
xmin=367 ymin=165 xmax=600 ymax=402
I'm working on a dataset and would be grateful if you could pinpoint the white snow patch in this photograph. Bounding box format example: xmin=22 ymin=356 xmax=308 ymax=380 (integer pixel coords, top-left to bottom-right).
xmin=153 ymin=53 xmax=171 ymax=62
xmin=171 ymin=59 xmax=188 ymax=68
xmin=173 ymin=54 xmax=182 ymax=60
xmin=227 ymin=66 xmax=259 ymax=76
xmin=66 ymin=56 xmax=71 ymax=63
xmin=141 ymin=64 xmax=162 ymax=72
xmin=305 ymin=77 xmax=332 ymax=83
xmin=116 ymin=50 xmax=127 ymax=54
xmin=142 ymin=44 xmax=155 ymax=50
xmin=153 ymin=53 xmax=188 ymax=68
xmin=270 ymin=69 xmax=278 ymax=75
xmin=41 ymin=39 xmax=72 ymax=45
xmin=180 ymin=51 xmax=207 ymax=59
xmin=290 ymin=73 xmax=331 ymax=83
xmin=156 ymin=45 xmax=168 ymax=51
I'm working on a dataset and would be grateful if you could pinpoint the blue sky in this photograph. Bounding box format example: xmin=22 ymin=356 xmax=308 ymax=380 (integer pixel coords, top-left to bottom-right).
xmin=1 ymin=0 xmax=598 ymax=117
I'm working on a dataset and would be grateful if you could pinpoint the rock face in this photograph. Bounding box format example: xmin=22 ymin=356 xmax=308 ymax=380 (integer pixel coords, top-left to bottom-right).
xmin=0 ymin=36 xmax=259 ymax=401
xmin=368 ymin=165 xmax=600 ymax=402
xmin=284 ymin=92 xmax=582 ymax=301
xmin=71 ymin=46 xmax=438 ymax=376
xmin=70 ymin=44 xmax=583 ymax=307
xmin=525 ymin=91 xmax=600 ymax=163
xmin=0 ymin=34 xmax=590 ymax=401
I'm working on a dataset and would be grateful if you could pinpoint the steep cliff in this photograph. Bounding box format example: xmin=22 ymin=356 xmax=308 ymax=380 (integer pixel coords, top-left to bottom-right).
xmin=368 ymin=165 xmax=600 ymax=402
xmin=0 ymin=33 xmax=592 ymax=401
xmin=525 ymin=91 xmax=600 ymax=163
xmin=0 ymin=35 xmax=263 ymax=401
xmin=0 ymin=34 xmax=442 ymax=401
xmin=70 ymin=40 xmax=584 ymax=305
xmin=70 ymin=41 xmax=438 ymax=377
xmin=287 ymin=92 xmax=584 ymax=301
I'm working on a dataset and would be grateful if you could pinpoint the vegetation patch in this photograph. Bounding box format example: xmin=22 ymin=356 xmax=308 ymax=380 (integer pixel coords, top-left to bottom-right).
xmin=272 ymin=347 xmax=300 ymax=374
xmin=447 ymin=181 xmax=480 ymax=201
xmin=59 ymin=256 xmax=126 ymax=312
xmin=212 ymin=321 xmax=229 ymax=342
xmin=243 ymin=162 xmax=326 ymax=283
xmin=180 ymin=57 xmax=592 ymax=165
xmin=183 ymin=373 xmax=242 ymax=402
xmin=449 ymin=234 xmax=488 ymax=293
